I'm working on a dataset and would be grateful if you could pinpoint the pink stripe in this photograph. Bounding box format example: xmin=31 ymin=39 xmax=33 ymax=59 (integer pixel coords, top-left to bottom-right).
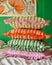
xmin=29 ymin=20 xmax=35 ymax=23
xmin=20 ymin=20 xmax=27 ymax=24
xmin=15 ymin=20 xmax=19 ymax=24
xmin=4 ymin=18 xmax=14 ymax=24
xmin=2 ymin=50 xmax=50 ymax=60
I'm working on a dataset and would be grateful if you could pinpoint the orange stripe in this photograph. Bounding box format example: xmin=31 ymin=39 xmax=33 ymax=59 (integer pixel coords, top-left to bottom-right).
xmin=0 ymin=5 xmax=4 ymax=14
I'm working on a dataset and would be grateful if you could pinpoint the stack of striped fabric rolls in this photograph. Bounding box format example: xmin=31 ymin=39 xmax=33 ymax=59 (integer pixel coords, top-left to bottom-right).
xmin=2 ymin=16 xmax=51 ymax=60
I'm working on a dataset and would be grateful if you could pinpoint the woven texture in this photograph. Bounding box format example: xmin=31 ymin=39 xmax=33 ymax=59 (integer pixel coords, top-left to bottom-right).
xmin=3 ymin=28 xmax=51 ymax=40
xmin=4 ymin=17 xmax=50 ymax=29
xmin=4 ymin=39 xmax=50 ymax=52
xmin=0 ymin=57 xmax=52 ymax=65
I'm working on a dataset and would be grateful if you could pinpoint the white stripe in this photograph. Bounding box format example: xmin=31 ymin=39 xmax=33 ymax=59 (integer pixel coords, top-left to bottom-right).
xmin=1 ymin=58 xmax=11 ymax=65
xmin=1 ymin=57 xmax=52 ymax=65
xmin=46 ymin=59 xmax=51 ymax=65
xmin=18 ymin=58 xmax=27 ymax=65
xmin=13 ymin=58 xmax=22 ymax=65
xmin=8 ymin=57 xmax=16 ymax=65
xmin=40 ymin=60 xmax=45 ymax=65
xmin=48 ymin=59 xmax=52 ymax=65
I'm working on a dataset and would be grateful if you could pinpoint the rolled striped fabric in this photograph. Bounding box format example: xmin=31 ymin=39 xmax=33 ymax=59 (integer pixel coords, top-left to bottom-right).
xmin=0 ymin=57 xmax=52 ymax=65
xmin=2 ymin=50 xmax=50 ymax=60
xmin=3 ymin=39 xmax=50 ymax=52
xmin=4 ymin=16 xmax=50 ymax=29
xmin=3 ymin=28 xmax=51 ymax=40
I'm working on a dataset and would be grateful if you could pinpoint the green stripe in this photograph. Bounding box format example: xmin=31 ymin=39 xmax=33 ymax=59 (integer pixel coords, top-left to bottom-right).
xmin=21 ymin=39 xmax=24 ymax=50
xmin=19 ymin=39 xmax=22 ymax=50
xmin=15 ymin=39 xmax=19 ymax=50
xmin=7 ymin=39 xmax=47 ymax=52
xmin=30 ymin=40 xmax=34 ymax=51
xmin=27 ymin=40 xmax=30 ymax=51
xmin=24 ymin=40 xmax=27 ymax=50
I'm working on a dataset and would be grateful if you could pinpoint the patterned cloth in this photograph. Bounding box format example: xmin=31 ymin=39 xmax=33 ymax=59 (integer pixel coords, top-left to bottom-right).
xmin=4 ymin=17 xmax=50 ymax=29
xmin=0 ymin=57 xmax=52 ymax=65
xmin=3 ymin=28 xmax=51 ymax=40
xmin=3 ymin=39 xmax=50 ymax=52
xmin=0 ymin=0 xmax=36 ymax=15
xmin=2 ymin=50 xmax=51 ymax=60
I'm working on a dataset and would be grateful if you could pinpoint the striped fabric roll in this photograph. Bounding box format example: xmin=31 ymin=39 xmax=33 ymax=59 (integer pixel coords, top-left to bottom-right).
xmin=0 ymin=57 xmax=52 ymax=65
xmin=2 ymin=50 xmax=51 ymax=60
xmin=4 ymin=16 xmax=50 ymax=29
xmin=3 ymin=39 xmax=50 ymax=52
xmin=3 ymin=28 xmax=51 ymax=40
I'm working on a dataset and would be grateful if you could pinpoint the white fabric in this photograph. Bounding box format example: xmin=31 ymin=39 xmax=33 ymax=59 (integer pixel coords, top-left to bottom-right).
xmin=0 ymin=57 xmax=52 ymax=65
